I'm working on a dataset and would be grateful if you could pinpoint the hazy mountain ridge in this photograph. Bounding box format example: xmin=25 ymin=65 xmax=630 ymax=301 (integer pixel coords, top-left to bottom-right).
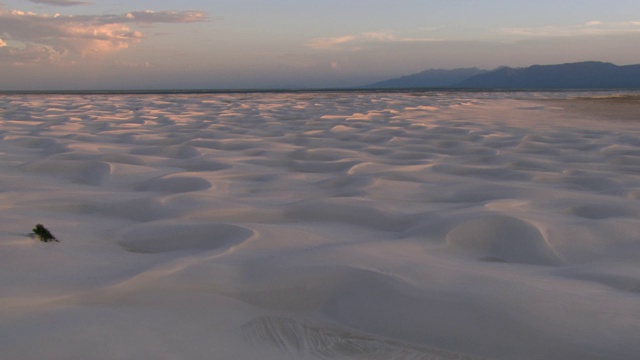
xmin=365 ymin=61 xmax=640 ymax=89
xmin=364 ymin=68 xmax=488 ymax=88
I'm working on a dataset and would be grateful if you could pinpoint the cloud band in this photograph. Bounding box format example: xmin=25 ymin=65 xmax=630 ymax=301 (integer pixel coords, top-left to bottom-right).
xmin=0 ymin=8 xmax=207 ymax=64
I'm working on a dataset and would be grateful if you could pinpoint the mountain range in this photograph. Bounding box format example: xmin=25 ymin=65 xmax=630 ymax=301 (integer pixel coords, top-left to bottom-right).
xmin=364 ymin=61 xmax=640 ymax=89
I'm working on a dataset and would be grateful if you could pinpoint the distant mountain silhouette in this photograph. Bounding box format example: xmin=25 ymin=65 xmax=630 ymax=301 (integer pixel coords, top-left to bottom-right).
xmin=364 ymin=68 xmax=487 ymax=88
xmin=459 ymin=62 xmax=640 ymax=89
xmin=365 ymin=62 xmax=640 ymax=89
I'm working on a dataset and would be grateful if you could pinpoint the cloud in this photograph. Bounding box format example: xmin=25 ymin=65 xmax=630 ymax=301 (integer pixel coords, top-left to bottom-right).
xmin=307 ymin=31 xmax=440 ymax=50
xmin=120 ymin=10 xmax=207 ymax=24
xmin=113 ymin=60 xmax=152 ymax=69
xmin=0 ymin=43 xmax=61 ymax=65
xmin=502 ymin=20 xmax=640 ymax=38
xmin=0 ymin=8 xmax=207 ymax=63
xmin=29 ymin=0 xmax=92 ymax=6
xmin=0 ymin=10 xmax=142 ymax=57
xmin=307 ymin=35 xmax=357 ymax=49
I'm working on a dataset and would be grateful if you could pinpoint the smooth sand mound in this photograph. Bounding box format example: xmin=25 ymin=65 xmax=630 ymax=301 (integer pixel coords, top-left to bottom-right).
xmin=445 ymin=215 xmax=559 ymax=265
xmin=134 ymin=175 xmax=212 ymax=193
xmin=118 ymin=222 xmax=254 ymax=253
xmin=21 ymin=159 xmax=111 ymax=185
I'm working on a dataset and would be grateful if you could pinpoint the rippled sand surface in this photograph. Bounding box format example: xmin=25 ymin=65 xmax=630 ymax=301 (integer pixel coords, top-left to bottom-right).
xmin=1 ymin=91 xmax=639 ymax=359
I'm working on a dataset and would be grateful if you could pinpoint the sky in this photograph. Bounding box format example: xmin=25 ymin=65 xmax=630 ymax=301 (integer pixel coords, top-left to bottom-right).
xmin=1 ymin=0 xmax=640 ymax=90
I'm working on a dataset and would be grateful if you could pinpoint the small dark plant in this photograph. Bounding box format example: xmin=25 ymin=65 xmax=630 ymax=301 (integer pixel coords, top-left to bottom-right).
xmin=32 ymin=224 xmax=59 ymax=242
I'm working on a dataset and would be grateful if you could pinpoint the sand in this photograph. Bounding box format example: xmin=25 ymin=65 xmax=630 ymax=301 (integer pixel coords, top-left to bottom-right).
xmin=1 ymin=91 xmax=639 ymax=359
xmin=542 ymin=94 xmax=640 ymax=121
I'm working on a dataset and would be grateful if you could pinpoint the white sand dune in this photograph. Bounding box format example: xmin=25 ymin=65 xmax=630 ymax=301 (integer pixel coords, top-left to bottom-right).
xmin=1 ymin=91 xmax=640 ymax=359
xmin=444 ymin=214 xmax=560 ymax=265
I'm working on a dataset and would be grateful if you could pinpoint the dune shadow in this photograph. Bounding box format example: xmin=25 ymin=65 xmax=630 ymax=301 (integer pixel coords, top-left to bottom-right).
xmin=117 ymin=222 xmax=254 ymax=254
xmin=133 ymin=176 xmax=212 ymax=193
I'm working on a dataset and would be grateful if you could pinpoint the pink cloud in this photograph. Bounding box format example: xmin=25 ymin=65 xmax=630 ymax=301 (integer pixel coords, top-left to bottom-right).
xmin=307 ymin=31 xmax=441 ymax=50
xmin=501 ymin=20 xmax=640 ymax=38
xmin=0 ymin=43 xmax=61 ymax=65
xmin=29 ymin=0 xmax=92 ymax=6
xmin=0 ymin=8 xmax=207 ymax=63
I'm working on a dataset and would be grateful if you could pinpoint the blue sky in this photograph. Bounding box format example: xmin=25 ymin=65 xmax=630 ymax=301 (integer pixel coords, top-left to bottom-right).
xmin=2 ymin=0 xmax=640 ymax=90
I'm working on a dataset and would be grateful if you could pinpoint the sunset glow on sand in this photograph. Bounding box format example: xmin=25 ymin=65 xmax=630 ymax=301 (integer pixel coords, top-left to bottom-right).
xmin=1 ymin=91 xmax=640 ymax=359
xmin=2 ymin=1 xmax=640 ymax=359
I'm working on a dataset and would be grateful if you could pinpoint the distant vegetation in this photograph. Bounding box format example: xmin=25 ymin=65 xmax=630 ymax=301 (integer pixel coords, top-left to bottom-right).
xmin=32 ymin=224 xmax=59 ymax=242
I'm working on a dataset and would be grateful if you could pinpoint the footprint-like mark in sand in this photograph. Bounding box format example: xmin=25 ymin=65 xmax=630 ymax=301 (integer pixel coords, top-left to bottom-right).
xmin=242 ymin=316 xmax=490 ymax=360
xmin=445 ymin=215 xmax=560 ymax=265
xmin=118 ymin=222 xmax=254 ymax=254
